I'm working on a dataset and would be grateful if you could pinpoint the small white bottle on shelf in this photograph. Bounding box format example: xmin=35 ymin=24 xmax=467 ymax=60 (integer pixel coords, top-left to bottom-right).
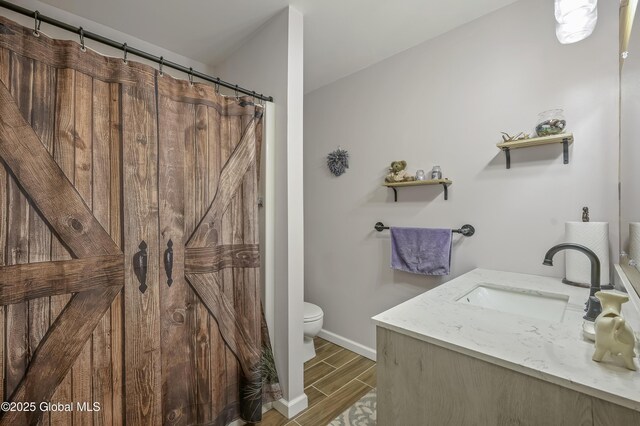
xmin=430 ymin=166 xmax=442 ymax=180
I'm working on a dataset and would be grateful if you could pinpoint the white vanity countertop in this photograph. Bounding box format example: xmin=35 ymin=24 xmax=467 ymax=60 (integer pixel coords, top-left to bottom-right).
xmin=372 ymin=268 xmax=640 ymax=412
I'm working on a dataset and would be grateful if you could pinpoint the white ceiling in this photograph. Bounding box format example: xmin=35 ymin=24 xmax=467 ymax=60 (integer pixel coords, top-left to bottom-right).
xmin=41 ymin=0 xmax=520 ymax=93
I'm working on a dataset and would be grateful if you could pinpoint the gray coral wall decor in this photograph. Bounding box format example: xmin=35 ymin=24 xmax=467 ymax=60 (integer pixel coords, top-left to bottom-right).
xmin=327 ymin=148 xmax=349 ymax=176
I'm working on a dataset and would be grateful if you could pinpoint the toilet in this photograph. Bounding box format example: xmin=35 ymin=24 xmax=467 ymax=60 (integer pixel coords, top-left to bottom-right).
xmin=303 ymin=302 xmax=324 ymax=362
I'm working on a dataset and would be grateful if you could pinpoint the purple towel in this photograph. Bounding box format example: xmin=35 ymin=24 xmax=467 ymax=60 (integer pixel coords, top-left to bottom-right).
xmin=390 ymin=227 xmax=452 ymax=275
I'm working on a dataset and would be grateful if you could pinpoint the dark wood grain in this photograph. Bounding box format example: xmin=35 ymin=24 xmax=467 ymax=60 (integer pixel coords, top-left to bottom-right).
xmin=0 ymin=83 xmax=120 ymax=258
xmin=49 ymin=66 xmax=75 ymax=426
xmin=158 ymin=94 xmax=196 ymax=425
xmin=206 ymin=105 xmax=227 ymax=418
xmin=219 ymin=111 xmax=240 ymax=414
xmin=5 ymin=51 xmax=32 ymax=401
xmin=27 ymin=64 xmax=55 ymax=423
xmin=122 ymin=83 xmax=162 ymax=425
xmin=0 ymin=287 xmax=121 ymax=426
xmin=187 ymin=119 xmax=256 ymax=248
xmin=0 ymin=47 xmax=8 ymax=402
xmin=0 ymin=255 xmax=123 ymax=304
xmin=240 ymin=111 xmax=260 ymax=355
xmin=185 ymin=244 xmax=260 ymax=274
xmin=92 ymin=77 xmax=115 ymax=426
xmin=72 ymin=70 xmax=94 ymax=426
xmin=194 ymin=103 xmax=213 ymax=423
xmin=185 ymin=272 xmax=261 ymax=378
xmin=109 ymin=81 xmax=125 ymax=426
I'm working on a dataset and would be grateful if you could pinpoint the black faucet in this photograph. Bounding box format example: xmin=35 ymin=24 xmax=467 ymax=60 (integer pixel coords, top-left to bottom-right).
xmin=543 ymin=243 xmax=602 ymax=321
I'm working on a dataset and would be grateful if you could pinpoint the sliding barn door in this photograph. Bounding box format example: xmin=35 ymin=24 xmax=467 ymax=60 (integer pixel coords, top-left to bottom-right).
xmin=0 ymin=15 xmax=273 ymax=426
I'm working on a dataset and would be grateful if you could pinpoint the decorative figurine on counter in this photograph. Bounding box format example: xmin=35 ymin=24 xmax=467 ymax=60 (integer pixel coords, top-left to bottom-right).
xmin=592 ymin=291 xmax=637 ymax=371
xmin=385 ymin=161 xmax=415 ymax=183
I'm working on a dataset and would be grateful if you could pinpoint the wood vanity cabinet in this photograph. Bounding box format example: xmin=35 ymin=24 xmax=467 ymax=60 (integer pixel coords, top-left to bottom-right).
xmin=377 ymin=328 xmax=640 ymax=425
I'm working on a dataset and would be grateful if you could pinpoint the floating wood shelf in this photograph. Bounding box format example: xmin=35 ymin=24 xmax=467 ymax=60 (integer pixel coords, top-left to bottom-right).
xmin=496 ymin=133 xmax=574 ymax=169
xmin=383 ymin=179 xmax=452 ymax=201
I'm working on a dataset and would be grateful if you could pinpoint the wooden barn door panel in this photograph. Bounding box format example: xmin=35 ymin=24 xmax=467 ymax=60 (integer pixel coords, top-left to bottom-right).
xmin=157 ymin=77 xmax=264 ymax=424
xmin=0 ymin=74 xmax=123 ymax=425
xmin=122 ymin=83 xmax=162 ymax=425
xmin=0 ymin=29 xmax=125 ymax=425
xmin=183 ymin=101 xmax=263 ymax=423
xmin=157 ymin=94 xmax=196 ymax=425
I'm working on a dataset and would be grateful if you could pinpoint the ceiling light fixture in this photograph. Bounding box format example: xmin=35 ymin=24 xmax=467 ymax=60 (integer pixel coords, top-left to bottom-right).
xmin=555 ymin=0 xmax=598 ymax=44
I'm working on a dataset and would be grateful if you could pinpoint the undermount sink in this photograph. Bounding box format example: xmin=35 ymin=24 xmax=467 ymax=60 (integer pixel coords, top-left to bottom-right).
xmin=456 ymin=283 xmax=569 ymax=322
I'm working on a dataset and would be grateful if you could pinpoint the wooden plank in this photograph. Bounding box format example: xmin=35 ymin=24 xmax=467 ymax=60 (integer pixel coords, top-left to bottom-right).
xmin=254 ymin=112 xmax=264 ymax=188
xmin=184 ymin=103 xmax=196 ymax=238
xmin=0 ymin=82 xmax=120 ymax=258
xmin=122 ymin=84 xmax=162 ymax=425
xmin=383 ymin=178 xmax=452 ymax=188
xmin=92 ymin=77 xmax=114 ymax=426
xmin=496 ymin=133 xmax=574 ymax=149
xmin=194 ymin=103 xmax=212 ymax=423
xmin=49 ymin=67 xmax=75 ymax=426
xmin=230 ymin=115 xmax=245 ymax=332
xmin=241 ymin=111 xmax=260 ymax=349
xmin=27 ymin=63 xmax=56 ymax=425
xmin=0 ymin=287 xmax=121 ymax=426
xmin=229 ymin=114 xmax=261 ymax=420
xmin=184 ymin=245 xmax=260 ymax=274
xmin=295 ymin=380 xmax=372 ymax=426
xmin=186 ymin=119 xmax=256 ymax=248
xmin=158 ymin=95 xmax=195 ymax=425
xmin=181 ymin=101 xmax=205 ymax=423
xmin=0 ymin=46 xmax=8 ymax=403
xmin=185 ymin=273 xmax=261 ymax=378
xmin=72 ymin=71 xmax=94 ymax=426
xmin=109 ymin=82 xmax=124 ymax=426
xmin=207 ymin=105 xmax=227 ymax=418
xmin=5 ymin=51 xmax=33 ymax=400
xmin=313 ymin=357 xmax=375 ymax=395
xmin=219 ymin=111 xmax=239 ymax=414
xmin=0 ymin=255 xmax=124 ymax=304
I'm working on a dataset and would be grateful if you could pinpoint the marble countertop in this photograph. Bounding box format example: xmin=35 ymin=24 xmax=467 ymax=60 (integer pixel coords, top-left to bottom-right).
xmin=372 ymin=268 xmax=640 ymax=412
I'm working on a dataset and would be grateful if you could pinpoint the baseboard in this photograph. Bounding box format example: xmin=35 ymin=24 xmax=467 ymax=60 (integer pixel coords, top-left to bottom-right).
xmin=272 ymin=393 xmax=308 ymax=418
xmin=318 ymin=329 xmax=377 ymax=361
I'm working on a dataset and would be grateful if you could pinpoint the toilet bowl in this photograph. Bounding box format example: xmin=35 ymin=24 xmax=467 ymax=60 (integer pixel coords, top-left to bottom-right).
xmin=303 ymin=302 xmax=324 ymax=362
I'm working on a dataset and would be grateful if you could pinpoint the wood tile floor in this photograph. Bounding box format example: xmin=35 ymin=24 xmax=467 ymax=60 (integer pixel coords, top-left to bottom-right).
xmin=254 ymin=337 xmax=376 ymax=426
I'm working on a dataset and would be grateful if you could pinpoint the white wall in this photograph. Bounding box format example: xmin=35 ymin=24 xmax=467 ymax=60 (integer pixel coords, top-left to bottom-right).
xmin=2 ymin=0 xmax=214 ymax=78
xmin=304 ymin=0 xmax=619 ymax=351
xmin=214 ymin=7 xmax=307 ymax=417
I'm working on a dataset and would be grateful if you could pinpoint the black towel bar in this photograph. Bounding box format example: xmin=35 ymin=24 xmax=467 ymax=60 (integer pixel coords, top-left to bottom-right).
xmin=374 ymin=222 xmax=475 ymax=237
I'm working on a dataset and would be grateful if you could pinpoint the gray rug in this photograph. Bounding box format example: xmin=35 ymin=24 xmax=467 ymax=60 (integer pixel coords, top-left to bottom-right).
xmin=329 ymin=388 xmax=376 ymax=426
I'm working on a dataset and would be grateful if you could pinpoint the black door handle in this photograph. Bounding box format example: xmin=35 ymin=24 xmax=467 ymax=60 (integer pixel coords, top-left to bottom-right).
xmin=164 ymin=239 xmax=174 ymax=286
xmin=133 ymin=241 xmax=148 ymax=293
